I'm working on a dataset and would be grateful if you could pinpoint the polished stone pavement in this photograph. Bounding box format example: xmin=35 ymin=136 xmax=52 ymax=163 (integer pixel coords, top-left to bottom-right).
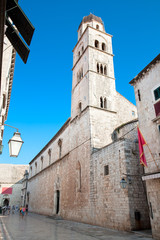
xmin=0 ymin=213 xmax=152 ymax=240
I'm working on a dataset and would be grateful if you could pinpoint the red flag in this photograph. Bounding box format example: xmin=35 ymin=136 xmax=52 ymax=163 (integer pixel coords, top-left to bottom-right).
xmin=137 ymin=127 xmax=147 ymax=167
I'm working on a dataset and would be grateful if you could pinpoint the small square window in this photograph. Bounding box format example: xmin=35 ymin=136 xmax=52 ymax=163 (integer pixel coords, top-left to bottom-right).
xmin=104 ymin=165 xmax=109 ymax=176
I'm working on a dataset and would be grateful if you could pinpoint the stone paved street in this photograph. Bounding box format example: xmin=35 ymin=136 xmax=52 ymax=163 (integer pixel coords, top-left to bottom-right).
xmin=0 ymin=213 xmax=152 ymax=240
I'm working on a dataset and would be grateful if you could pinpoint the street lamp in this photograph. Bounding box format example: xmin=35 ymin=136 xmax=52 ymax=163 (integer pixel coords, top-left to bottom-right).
xmin=120 ymin=174 xmax=132 ymax=189
xmin=8 ymin=131 xmax=24 ymax=157
xmin=0 ymin=124 xmax=24 ymax=157
xmin=120 ymin=178 xmax=127 ymax=189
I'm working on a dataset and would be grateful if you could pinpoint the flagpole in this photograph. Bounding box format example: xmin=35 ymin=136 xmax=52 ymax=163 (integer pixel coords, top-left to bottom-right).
xmin=146 ymin=143 xmax=159 ymax=170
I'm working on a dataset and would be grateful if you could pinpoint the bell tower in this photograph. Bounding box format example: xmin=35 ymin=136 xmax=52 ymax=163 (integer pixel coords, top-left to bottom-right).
xmin=71 ymin=14 xmax=116 ymax=120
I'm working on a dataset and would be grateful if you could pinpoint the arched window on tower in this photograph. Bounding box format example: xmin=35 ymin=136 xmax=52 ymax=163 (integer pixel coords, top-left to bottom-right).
xmin=97 ymin=63 xmax=99 ymax=73
xmin=100 ymin=97 xmax=103 ymax=108
xmin=104 ymin=98 xmax=107 ymax=109
xmin=102 ymin=43 xmax=106 ymax=51
xmin=96 ymin=24 xmax=99 ymax=30
xmin=100 ymin=64 xmax=103 ymax=74
xmin=104 ymin=66 xmax=107 ymax=75
xmin=95 ymin=40 xmax=99 ymax=48
xmin=82 ymin=46 xmax=84 ymax=52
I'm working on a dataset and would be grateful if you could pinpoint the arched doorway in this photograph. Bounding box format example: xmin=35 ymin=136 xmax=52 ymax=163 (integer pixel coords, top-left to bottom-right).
xmin=3 ymin=199 xmax=9 ymax=206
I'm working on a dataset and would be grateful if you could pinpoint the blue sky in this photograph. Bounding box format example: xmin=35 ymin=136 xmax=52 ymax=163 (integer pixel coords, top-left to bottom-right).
xmin=1 ymin=0 xmax=160 ymax=165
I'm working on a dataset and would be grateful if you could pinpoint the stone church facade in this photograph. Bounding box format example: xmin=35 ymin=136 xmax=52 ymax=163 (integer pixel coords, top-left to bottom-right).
xmin=28 ymin=14 xmax=150 ymax=231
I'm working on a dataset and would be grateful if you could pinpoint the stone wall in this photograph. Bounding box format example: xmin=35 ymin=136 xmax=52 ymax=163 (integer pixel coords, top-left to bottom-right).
xmin=90 ymin=136 xmax=150 ymax=231
xmin=0 ymin=164 xmax=29 ymax=207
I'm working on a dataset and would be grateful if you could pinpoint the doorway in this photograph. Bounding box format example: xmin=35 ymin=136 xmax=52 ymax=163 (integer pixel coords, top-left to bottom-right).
xmin=56 ymin=190 xmax=60 ymax=214
xmin=3 ymin=199 xmax=9 ymax=206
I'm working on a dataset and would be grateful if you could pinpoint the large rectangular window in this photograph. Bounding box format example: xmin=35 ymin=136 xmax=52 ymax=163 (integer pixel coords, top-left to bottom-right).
xmin=154 ymin=86 xmax=160 ymax=101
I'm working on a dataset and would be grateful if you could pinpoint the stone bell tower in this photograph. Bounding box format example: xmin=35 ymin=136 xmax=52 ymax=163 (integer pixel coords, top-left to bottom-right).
xmin=71 ymin=14 xmax=137 ymax=148
xmin=71 ymin=14 xmax=116 ymax=120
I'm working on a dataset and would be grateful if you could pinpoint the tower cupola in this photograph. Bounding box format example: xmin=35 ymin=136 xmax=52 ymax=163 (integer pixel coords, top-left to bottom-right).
xmin=78 ymin=14 xmax=105 ymax=40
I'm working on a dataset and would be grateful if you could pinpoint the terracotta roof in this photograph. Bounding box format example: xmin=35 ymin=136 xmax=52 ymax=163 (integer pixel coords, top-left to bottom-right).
xmin=129 ymin=53 xmax=160 ymax=85
xmin=78 ymin=14 xmax=103 ymax=30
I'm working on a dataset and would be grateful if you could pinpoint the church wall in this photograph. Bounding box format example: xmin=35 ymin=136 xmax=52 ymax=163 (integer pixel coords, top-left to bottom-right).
xmin=89 ymin=107 xmax=117 ymax=148
xmin=28 ymin=139 xmax=91 ymax=219
xmin=28 ymin=110 xmax=91 ymax=218
xmin=90 ymin=137 xmax=150 ymax=231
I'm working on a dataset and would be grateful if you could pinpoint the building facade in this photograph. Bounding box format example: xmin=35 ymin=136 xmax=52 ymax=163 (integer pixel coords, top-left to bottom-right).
xmin=21 ymin=170 xmax=29 ymax=207
xmin=0 ymin=164 xmax=29 ymax=208
xmin=0 ymin=20 xmax=16 ymax=150
xmin=0 ymin=0 xmax=34 ymax=154
xmin=27 ymin=14 xmax=150 ymax=231
xmin=130 ymin=54 xmax=160 ymax=239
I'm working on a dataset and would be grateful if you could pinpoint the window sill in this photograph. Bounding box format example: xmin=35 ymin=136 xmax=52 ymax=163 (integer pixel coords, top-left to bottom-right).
xmin=152 ymin=115 xmax=160 ymax=123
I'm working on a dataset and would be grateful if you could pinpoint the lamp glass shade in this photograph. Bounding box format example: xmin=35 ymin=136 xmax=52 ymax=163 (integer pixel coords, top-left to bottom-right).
xmin=120 ymin=178 xmax=127 ymax=189
xmin=8 ymin=131 xmax=24 ymax=157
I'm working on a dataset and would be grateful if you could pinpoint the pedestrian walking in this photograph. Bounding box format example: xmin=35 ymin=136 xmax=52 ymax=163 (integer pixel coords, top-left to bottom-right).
xmin=21 ymin=207 xmax=26 ymax=218
xmin=19 ymin=206 xmax=22 ymax=215
xmin=16 ymin=205 xmax=19 ymax=212
xmin=12 ymin=205 xmax=15 ymax=214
